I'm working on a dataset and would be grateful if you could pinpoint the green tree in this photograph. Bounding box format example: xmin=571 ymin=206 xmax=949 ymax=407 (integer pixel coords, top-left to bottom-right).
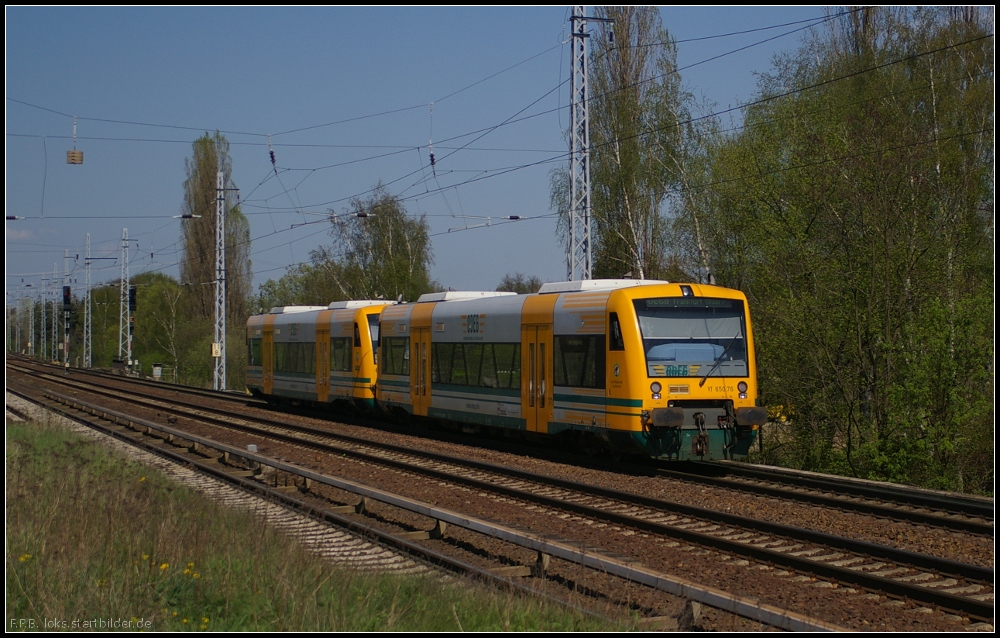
xmin=496 ymin=272 xmax=543 ymax=294
xmin=126 ymin=272 xmax=185 ymax=381
xmin=310 ymin=184 xmax=436 ymax=302
xmin=85 ymin=282 xmax=123 ymax=368
xmin=179 ymin=132 xmax=253 ymax=388
xmin=180 ymin=133 xmax=246 ymax=318
xmin=256 ymin=185 xmax=437 ymax=312
xmin=699 ymin=7 xmax=993 ymax=492
xmin=255 ymin=262 xmax=348 ymax=310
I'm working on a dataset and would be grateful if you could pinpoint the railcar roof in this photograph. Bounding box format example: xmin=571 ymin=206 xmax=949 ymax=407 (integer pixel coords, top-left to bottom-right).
xmin=416 ymin=291 xmax=517 ymax=303
xmin=538 ymin=279 xmax=669 ymax=294
xmin=268 ymin=305 xmax=327 ymax=314
xmin=326 ymin=300 xmax=396 ymax=309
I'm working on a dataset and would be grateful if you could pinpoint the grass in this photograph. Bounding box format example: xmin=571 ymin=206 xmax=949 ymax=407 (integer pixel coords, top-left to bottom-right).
xmin=5 ymin=415 xmax=631 ymax=631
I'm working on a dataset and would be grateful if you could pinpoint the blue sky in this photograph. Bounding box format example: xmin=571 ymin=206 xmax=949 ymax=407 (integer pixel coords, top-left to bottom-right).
xmin=6 ymin=6 xmax=832 ymax=306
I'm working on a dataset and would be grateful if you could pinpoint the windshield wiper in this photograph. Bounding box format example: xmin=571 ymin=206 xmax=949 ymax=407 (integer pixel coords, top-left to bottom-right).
xmin=698 ymin=333 xmax=741 ymax=387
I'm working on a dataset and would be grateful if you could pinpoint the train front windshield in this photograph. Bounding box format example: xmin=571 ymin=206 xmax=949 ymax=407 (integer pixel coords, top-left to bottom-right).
xmin=633 ymin=298 xmax=748 ymax=379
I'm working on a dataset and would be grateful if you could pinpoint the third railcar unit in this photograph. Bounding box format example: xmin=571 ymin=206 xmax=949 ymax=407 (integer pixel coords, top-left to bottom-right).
xmin=246 ymin=279 xmax=767 ymax=461
xmin=247 ymin=300 xmax=392 ymax=408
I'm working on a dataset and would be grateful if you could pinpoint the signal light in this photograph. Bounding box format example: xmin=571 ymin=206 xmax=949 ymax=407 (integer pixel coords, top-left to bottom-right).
xmin=63 ymin=286 xmax=72 ymax=311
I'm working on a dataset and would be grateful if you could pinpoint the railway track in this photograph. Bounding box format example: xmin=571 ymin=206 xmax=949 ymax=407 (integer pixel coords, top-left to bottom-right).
xmin=11 ymin=358 xmax=992 ymax=537
xmin=8 ymin=387 xmax=828 ymax=631
xmin=7 ymin=361 xmax=995 ymax=631
xmin=6 ymin=391 xmax=624 ymax=626
xmin=658 ymin=461 xmax=994 ymax=535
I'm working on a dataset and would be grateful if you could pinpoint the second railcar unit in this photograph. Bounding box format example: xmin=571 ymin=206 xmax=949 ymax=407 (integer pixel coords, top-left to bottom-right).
xmin=377 ymin=280 xmax=766 ymax=461
xmin=247 ymin=300 xmax=394 ymax=408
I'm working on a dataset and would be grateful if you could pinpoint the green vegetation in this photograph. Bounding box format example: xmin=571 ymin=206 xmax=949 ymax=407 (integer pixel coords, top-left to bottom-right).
xmin=563 ymin=6 xmax=993 ymax=494
xmin=6 ymin=418 xmax=627 ymax=631
xmin=690 ymin=7 xmax=993 ymax=493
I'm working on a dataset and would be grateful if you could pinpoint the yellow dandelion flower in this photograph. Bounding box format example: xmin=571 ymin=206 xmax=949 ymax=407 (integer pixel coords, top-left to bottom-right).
xmin=183 ymin=568 xmax=191 ymax=575
xmin=187 ymin=562 xmax=195 ymax=569
xmin=139 ymin=476 xmax=146 ymax=482
xmin=201 ymin=618 xmax=209 ymax=624
xmin=142 ymin=554 xmax=150 ymax=561
xmin=172 ymin=612 xmax=178 ymax=617
xmin=182 ymin=618 xmax=189 ymax=624
xmin=199 ymin=625 xmax=207 ymax=631
xmin=18 ymin=553 xmax=31 ymax=562
xmin=192 ymin=572 xmax=201 ymax=579
xmin=159 ymin=562 xmax=169 ymax=570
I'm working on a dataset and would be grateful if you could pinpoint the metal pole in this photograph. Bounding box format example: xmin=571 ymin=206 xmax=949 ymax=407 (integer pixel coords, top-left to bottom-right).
xmin=84 ymin=234 xmax=92 ymax=368
xmin=213 ymin=171 xmax=227 ymax=391
xmin=119 ymin=228 xmax=131 ymax=368
xmin=63 ymin=250 xmax=70 ymax=369
xmin=569 ymin=6 xmax=593 ymax=281
xmin=28 ymin=294 xmax=35 ymax=356
xmin=51 ymin=264 xmax=58 ymax=361
xmin=40 ymin=282 xmax=47 ymax=359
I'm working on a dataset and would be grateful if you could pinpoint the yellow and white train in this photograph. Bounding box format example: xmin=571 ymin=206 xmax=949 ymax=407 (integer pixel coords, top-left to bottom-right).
xmin=246 ymin=280 xmax=766 ymax=461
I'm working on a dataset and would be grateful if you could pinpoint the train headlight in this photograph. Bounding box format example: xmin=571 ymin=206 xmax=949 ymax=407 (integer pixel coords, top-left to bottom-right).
xmin=737 ymin=381 xmax=748 ymax=399
xmin=650 ymin=381 xmax=662 ymax=400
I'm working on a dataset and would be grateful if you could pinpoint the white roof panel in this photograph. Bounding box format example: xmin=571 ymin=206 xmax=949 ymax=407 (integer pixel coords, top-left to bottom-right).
xmin=537 ymin=279 xmax=669 ymax=294
xmin=269 ymin=305 xmax=327 ymax=314
xmin=326 ymin=300 xmax=397 ymax=309
xmin=416 ymin=291 xmax=517 ymax=303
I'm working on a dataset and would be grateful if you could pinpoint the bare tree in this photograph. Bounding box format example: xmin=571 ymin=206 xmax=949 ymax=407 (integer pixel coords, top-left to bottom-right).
xmin=587 ymin=6 xmax=691 ymax=280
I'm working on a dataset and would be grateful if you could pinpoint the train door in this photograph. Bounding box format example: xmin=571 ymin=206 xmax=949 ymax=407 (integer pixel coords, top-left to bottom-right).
xmin=410 ymin=327 xmax=431 ymax=416
xmin=521 ymin=324 xmax=553 ymax=433
xmin=262 ymin=322 xmax=274 ymax=395
xmin=316 ymin=323 xmax=330 ymax=403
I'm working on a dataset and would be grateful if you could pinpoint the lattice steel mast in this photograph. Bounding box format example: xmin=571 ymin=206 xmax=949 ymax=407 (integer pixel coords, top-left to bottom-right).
xmin=119 ymin=228 xmax=131 ymax=367
xmin=213 ymin=171 xmax=227 ymax=391
xmin=568 ymin=6 xmax=592 ymax=281
xmin=83 ymin=234 xmax=92 ymax=368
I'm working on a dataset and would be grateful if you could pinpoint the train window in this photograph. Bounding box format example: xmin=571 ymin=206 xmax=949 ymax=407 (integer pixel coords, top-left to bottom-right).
xmin=450 ymin=344 xmax=469 ymax=385
xmin=494 ymin=343 xmax=520 ymax=389
xmin=274 ymin=342 xmax=314 ymax=374
xmin=466 ymin=344 xmax=485 ymax=386
xmin=480 ymin=343 xmax=499 ymax=388
xmin=432 ymin=342 xmax=520 ymax=388
xmin=381 ymin=337 xmax=409 ymax=376
xmin=633 ymin=298 xmax=748 ymax=378
xmin=539 ymin=343 xmax=546 ymax=406
xmin=248 ymin=338 xmax=262 ymax=366
xmin=433 ymin=343 xmax=455 ymax=383
xmin=354 ymin=323 xmax=362 ymax=348
xmin=528 ymin=343 xmax=535 ymax=406
xmin=368 ymin=315 xmax=380 ymax=357
xmin=331 ymin=338 xmax=352 ymax=372
xmin=609 ymin=313 xmax=625 ymax=351
xmin=554 ymin=335 xmax=606 ymax=389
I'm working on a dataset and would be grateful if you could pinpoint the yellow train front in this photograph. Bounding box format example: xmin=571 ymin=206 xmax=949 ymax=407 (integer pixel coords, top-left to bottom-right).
xmin=246 ymin=301 xmax=392 ymax=409
xmin=376 ymin=280 xmax=766 ymax=461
